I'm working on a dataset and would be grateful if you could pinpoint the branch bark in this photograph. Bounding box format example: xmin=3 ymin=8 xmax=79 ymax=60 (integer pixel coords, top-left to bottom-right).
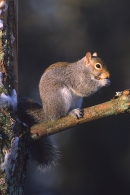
xmin=30 ymin=90 xmax=130 ymax=138
xmin=0 ymin=1 xmax=28 ymax=195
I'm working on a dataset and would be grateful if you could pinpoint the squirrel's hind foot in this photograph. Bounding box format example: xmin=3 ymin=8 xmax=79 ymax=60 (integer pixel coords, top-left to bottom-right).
xmin=69 ymin=108 xmax=84 ymax=119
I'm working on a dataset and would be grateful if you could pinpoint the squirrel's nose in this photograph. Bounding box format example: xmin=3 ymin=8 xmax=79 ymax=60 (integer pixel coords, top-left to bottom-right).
xmin=106 ymin=72 xmax=110 ymax=79
xmin=99 ymin=72 xmax=110 ymax=79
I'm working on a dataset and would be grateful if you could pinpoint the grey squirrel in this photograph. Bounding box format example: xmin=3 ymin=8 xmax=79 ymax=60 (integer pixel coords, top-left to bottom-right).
xmin=39 ymin=52 xmax=110 ymax=121
xmin=27 ymin=52 xmax=110 ymax=170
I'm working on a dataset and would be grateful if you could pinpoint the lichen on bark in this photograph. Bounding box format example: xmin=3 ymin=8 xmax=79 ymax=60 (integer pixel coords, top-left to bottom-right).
xmin=0 ymin=1 xmax=28 ymax=194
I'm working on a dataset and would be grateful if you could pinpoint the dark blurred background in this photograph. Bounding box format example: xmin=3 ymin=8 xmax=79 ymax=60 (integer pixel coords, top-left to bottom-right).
xmin=19 ymin=0 xmax=130 ymax=194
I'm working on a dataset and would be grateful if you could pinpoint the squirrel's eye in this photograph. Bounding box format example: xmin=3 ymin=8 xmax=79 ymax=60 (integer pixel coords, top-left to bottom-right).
xmin=95 ymin=63 xmax=102 ymax=70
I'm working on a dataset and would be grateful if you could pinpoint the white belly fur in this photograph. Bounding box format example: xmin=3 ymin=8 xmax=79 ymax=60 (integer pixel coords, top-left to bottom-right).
xmin=60 ymin=87 xmax=82 ymax=112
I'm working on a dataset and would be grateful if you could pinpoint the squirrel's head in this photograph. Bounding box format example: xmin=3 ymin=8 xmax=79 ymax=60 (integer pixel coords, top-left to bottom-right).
xmin=84 ymin=52 xmax=110 ymax=80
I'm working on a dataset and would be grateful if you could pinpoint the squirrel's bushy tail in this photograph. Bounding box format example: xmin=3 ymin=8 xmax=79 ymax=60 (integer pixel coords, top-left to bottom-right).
xmin=18 ymin=97 xmax=59 ymax=171
xmin=29 ymin=136 xmax=58 ymax=171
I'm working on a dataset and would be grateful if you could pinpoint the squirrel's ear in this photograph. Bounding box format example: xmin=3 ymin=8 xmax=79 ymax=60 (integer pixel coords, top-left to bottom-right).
xmin=85 ymin=52 xmax=92 ymax=64
xmin=92 ymin=52 xmax=98 ymax=57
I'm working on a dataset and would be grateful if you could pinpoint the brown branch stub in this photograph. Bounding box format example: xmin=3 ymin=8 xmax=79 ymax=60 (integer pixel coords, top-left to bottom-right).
xmin=30 ymin=90 xmax=130 ymax=138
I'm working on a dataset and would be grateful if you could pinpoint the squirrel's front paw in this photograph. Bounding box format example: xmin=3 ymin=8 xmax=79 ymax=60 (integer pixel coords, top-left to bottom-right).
xmin=69 ymin=108 xmax=84 ymax=119
xmin=100 ymin=79 xmax=110 ymax=87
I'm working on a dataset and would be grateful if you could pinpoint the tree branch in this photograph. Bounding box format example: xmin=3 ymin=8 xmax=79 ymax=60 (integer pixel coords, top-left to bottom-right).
xmin=30 ymin=90 xmax=130 ymax=138
xmin=0 ymin=1 xmax=28 ymax=194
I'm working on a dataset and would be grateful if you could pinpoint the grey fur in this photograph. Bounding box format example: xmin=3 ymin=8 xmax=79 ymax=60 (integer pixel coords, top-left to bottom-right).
xmin=39 ymin=54 xmax=110 ymax=121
